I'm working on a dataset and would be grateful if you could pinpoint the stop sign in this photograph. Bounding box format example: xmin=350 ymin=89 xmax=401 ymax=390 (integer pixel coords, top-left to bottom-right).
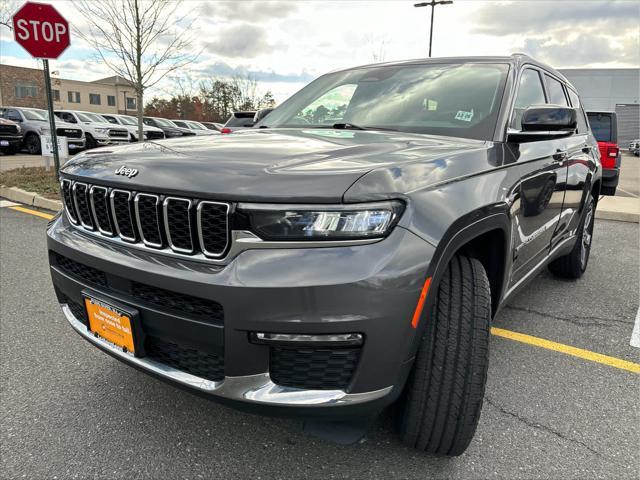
xmin=12 ymin=2 xmax=70 ymax=59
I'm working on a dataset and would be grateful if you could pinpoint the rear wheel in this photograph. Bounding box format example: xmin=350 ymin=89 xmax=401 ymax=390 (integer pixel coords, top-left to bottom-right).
xmin=399 ymin=255 xmax=491 ymax=456
xmin=24 ymin=133 xmax=41 ymax=154
xmin=548 ymin=193 xmax=595 ymax=279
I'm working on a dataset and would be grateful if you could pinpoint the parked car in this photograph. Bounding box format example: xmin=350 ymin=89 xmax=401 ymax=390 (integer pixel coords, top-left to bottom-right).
xmin=55 ymin=110 xmax=130 ymax=149
xmin=48 ymin=54 xmax=601 ymax=456
xmin=222 ymin=111 xmax=256 ymax=132
xmin=586 ymin=111 xmax=620 ymax=195
xmin=200 ymin=121 xmax=224 ymax=132
xmin=101 ymin=113 xmax=165 ymax=141
xmin=0 ymin=118 xmax=23 ymax=155
xmin=629 ymin=139 xmax=640 ymax=156
xmin=0 ymin=106 xmax=85 ymax=154
xmin=143 ymin=116 xmax=196 ymax=138
xmin=171 ymin=119 xmax=218 ymax=136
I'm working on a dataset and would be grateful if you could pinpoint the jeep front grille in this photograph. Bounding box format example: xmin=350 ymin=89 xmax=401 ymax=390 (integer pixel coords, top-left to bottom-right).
xmin=61 ymin=179 xmax=230 ymax=259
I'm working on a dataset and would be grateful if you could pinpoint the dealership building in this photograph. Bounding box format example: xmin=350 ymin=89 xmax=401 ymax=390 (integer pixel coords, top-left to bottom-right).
xmin=560 ymin=68 xmax=640 ymax=146
xmin=0 ymin=64 xmax=138 ymax=115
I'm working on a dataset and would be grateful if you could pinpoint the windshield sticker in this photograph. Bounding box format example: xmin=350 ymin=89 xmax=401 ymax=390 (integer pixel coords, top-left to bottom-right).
xmin=455 ymin=109 xmax=474 ymax=122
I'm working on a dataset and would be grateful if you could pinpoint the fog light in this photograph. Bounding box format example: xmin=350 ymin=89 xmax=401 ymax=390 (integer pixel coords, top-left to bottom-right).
xmin=250 ymin=332 xmax=363 ymax=347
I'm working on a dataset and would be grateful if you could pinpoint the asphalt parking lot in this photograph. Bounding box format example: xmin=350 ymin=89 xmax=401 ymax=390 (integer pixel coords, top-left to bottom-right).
xmin=0 ymin=204 xmax=638 ymax=479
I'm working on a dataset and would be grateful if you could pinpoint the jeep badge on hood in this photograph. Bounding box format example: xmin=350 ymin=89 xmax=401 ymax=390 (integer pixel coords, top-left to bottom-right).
xmin=114 ymin=166 xmax=138 ymax=178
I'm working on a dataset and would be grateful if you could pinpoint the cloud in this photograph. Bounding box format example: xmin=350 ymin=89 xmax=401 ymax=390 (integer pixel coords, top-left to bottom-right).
xmin=199 ymin=1 xmax=299 ymax=23
xmin=471 ymin=1 xmax=640 ymax=35
xmin=204 ymin=24 xmax=273 ymax=58
xmin=191 ymin=61 xmax=314 ymax=83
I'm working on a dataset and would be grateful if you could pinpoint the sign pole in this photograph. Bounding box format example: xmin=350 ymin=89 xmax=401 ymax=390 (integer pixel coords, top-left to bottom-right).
xmin=42 ymin=59 xmax=60 ymax=180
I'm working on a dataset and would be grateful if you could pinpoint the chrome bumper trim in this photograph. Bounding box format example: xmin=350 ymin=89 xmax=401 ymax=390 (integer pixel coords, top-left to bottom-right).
xmin=62 ymin=304 xmax=392 ymax=407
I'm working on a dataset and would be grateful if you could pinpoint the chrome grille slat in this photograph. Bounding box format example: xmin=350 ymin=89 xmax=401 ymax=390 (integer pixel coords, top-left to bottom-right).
xmin=62 ymin=179 xmax=230 ymax=261
xmin=72 ymin=182 xmax=94 ymax=230
xmin=89 ymin=186 xmax=113 ymax=235
xmin=61 ymin=179 xmax=78 ymax=224
xmin=197 ymin=201 xmax=230 ymax=257
xmin=135 ymin=193 xmax=163 ymax=248
xmin=110 ymin=189 xmax=136 ymax=242
xmin=164 ymin=197 xmax=194 ymax=254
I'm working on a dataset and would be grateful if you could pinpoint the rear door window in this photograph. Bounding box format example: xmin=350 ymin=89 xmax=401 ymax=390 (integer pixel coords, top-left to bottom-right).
xmin=566 ymin=89 xmax=589 ymax=134
xmin=586 ymin=113 xmax=612 ymax=142
xmin=545 ymin=75 xmax=569 ymax=106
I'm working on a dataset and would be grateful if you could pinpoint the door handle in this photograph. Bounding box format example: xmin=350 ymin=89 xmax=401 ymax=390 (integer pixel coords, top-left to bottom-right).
xmin=552 ymin=150 xmax=567 ymax=161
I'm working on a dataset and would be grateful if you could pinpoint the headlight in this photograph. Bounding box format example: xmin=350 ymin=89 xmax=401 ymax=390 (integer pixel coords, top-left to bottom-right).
xmin=238 ymin=200 xmax=404 ymax=241
xmin=95 ymin=128 xmax=109 ymax=134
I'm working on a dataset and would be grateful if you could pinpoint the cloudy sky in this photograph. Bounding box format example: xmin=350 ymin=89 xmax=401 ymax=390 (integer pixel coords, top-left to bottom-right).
xmin=1 ymin=0 xmax=638 ymax=102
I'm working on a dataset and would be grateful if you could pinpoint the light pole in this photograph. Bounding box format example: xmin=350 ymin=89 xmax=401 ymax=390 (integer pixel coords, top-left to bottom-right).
xmin=122 ymin=90 xmax=128 ymax=115
xmin=414 ymin=1 xmax=453 ymax=58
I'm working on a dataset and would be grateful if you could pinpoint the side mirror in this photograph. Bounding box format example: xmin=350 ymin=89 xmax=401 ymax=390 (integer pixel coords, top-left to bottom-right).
xmin=253 ymin=108 xmax=274 ymax=125
xmin=508 ymin=105 xmax=577 ymax=143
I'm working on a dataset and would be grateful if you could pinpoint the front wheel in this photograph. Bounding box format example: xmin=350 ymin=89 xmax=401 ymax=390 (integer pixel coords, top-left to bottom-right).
xmin=399 ymin=255 xmax=491 ymax=456
xmin=24 ymin=133 xmax=41 ymax=154
xmin=548 ymin=193 xmax=595 ymax=279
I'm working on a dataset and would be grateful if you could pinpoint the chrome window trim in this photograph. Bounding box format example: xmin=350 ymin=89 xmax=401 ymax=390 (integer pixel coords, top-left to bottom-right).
xmin=163 ymin=196 xmax=194 ymax=254
xmin=134 ymin=193 xmax=163 ymax=248
xmin=109 ymin=189 xmax=136 ymax=242
xmin=60 ymin=179 xmax=78 ymax=225
xmin=196 ymin=200 xmax=230 ymax=258
xmin=89 ymin=185 xmax=113 ymax=235
xmin=72 ymin=182 xmax=94 ymax=230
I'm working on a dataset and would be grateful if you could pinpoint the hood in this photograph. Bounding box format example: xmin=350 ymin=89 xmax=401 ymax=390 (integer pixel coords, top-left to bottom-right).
xmin=61 ymin=128 xmax=490 ymax=202
xmin=84 ymin=121 xmax=126 ymax=130
xmin=30 ymin=118 xmax=81 ymax=130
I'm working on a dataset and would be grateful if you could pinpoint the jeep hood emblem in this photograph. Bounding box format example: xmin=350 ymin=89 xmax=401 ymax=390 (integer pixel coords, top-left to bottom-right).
xmin=114 ymin=166 xmax=139 ymax=178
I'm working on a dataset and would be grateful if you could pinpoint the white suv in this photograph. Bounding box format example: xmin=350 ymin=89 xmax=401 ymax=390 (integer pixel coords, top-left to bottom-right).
xmin=101 ymin=113 xmax=165 ymax=141
xmin=54 ymin=110 xmax=130 ymax=149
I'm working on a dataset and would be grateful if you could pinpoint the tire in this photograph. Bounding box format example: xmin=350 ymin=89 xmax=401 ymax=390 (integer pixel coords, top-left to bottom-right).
xmin=601 ymin=185 xmax=616 ymax=196
xmin=399 ymin=255 xmax=491 ymax=456
xmin=548 ymin=193 xmax=595 ymax=279
xmin=85 ymin=134 xmax=97 ymax=149
xmin=24 ymin=133 xmax=41 ymax=154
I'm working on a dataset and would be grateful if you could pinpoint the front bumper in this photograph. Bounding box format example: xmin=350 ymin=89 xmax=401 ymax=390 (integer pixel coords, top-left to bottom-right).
xmin=67 ymin=138 xmax=86 ymax=151
xmin=48 ymin=213 xmax=434 ymax=415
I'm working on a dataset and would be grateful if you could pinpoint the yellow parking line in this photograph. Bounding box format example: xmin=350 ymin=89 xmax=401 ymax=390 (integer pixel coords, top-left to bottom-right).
xmin=491 ymin=327 xmax=640 ymax=374
xmin=9 ymin=206 xmax=54 ymax=220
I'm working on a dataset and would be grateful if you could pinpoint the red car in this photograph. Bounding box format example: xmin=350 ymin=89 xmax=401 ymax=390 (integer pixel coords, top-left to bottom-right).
xmin=587 ymin=111 xmax=620 ymax=196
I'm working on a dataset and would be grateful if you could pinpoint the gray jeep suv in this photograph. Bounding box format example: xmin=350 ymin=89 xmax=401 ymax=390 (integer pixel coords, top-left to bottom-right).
xmin=47 ymin=55 xmax=600 ymax=455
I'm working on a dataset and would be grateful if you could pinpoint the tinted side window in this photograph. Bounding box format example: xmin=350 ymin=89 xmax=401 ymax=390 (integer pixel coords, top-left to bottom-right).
xmin=545 ymin=75 xmax=568 ymax=106
xmin=511 ymin=69 xmax=546 ymax=128
xmin=567 ymin=89 xmax=589 ymax=134
xmin=586 ymin=113 xmax=612 ymax=142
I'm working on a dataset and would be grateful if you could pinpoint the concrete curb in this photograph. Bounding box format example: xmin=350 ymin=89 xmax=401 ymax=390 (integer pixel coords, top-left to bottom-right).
xmin=596 ymin=196 xmax=639 ymax=223
xmin=0 ymin=185 xmax=62 ymax=211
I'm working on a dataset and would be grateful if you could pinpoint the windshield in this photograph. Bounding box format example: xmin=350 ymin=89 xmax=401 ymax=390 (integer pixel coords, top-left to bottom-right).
xmin=81 ymin=112 xmax=107 ymax=123
xmin=75 ymin=112 xmax=98 ymax=123
xmin=186 ymin=121 xmax=206 ymax=130
xmin=587 ymin=113 xmax=612 ymax=142
xmin=119 ymin=115 xmax=138 ymax=126
xmin=172 ymin=120 xmax=187 ymax=128
xmin=262 ymin=63 xmax=509 ymax=140
xmin=152 ymin=117 xmax=175 ymax=127
xmin=23 ymin=108 xmax=49 ymax=121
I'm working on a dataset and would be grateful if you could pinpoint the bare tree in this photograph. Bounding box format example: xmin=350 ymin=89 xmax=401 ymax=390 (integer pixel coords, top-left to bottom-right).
xmin=0 ymin=0 xmax=20 ymax=31
xmin=73 ymin=0 xmax=199 ymax=141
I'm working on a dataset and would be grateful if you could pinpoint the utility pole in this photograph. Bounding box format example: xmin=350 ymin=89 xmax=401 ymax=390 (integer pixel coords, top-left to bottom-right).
xmin=414 ymin=1 xmax=453 ymax=57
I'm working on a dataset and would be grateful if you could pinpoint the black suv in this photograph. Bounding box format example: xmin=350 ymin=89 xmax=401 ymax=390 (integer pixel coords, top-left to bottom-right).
xmin=47 ymin=55 xmax=600 ymax=456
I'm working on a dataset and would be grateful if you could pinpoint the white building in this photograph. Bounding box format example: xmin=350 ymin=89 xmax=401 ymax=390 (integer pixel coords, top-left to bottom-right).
xmin=559 ymin=68 xmax=640 ymax=146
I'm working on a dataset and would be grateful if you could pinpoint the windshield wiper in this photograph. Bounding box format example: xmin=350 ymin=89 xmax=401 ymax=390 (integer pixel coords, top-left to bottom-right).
xmin=332 ymin=123 xmax=397 ymax=132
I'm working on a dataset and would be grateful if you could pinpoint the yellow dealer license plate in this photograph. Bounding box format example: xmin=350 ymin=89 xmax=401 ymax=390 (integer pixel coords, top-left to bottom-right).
xmin=85 ymin=297 xmax=135 ymax=354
